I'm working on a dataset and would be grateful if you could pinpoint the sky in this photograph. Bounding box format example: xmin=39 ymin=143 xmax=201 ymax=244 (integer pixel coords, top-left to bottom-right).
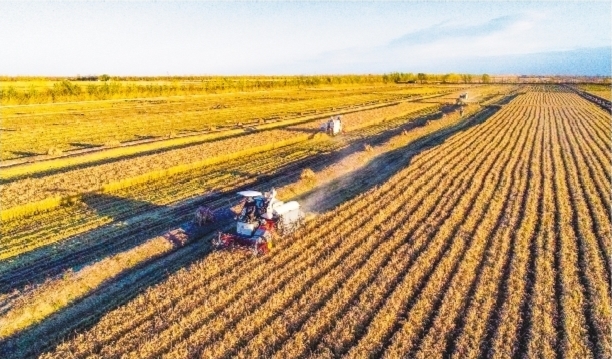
xmin=1 ymin=1 xmax=610 ymax=76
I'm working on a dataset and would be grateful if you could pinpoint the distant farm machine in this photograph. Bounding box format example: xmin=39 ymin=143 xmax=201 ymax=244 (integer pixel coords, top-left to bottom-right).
xmin=456 ymin=93 xmax=469 ymax=106
xmin=195 ymin=189 xmax=304 ymax=255
xmin=320 ymin=115 xmax=343 ymax=136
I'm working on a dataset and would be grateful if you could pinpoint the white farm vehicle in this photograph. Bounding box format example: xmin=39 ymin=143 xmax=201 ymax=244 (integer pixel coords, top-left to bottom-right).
xmin=197 ymin=189 xmax=304 ymax=255
xmin=320 ymin=115 xmax=343 ymax=136
xmin=456 ymin=93 xmax=469 ymax=106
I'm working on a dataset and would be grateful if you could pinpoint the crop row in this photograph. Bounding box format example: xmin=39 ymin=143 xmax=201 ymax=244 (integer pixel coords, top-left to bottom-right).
xmin=3 ymin=102 xmax=482 ymax=356
xmin=36 ymin=89 xmax=610 ymax=359
xmin=0 ymin=101 xmax=484 ymax=342
xmin=34 ymin=89 xmax=516 ymax=358
xmin=7 ymin=89 xmax=608 ymax=359
xmin=1 ymin=101 xmax=437 ymax=211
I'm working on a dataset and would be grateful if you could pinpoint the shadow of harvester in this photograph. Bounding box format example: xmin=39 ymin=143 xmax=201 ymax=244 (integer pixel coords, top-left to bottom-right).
xmin=0 ymin=193 xmax=166 ymax=293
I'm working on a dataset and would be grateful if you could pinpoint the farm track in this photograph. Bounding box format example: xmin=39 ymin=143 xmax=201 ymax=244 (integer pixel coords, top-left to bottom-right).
xmin=3 ymin=86 xmax=610 ymax=359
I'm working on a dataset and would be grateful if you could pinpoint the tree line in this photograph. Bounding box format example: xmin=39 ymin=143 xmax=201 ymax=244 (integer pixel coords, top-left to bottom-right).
xmin=382 ymin=72 xmax=491 ymax=84
xmin=6 ymin=72 xmax=591 ymax=105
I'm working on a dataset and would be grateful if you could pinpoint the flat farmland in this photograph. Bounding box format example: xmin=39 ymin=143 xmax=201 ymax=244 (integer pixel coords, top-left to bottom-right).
xmin=0 ymin=84 xmax=609 ymax=359
xmin=0 ymin=83 xmax=464 ymax=160
xmin=578 ymin=84 xmax=611 ymax=101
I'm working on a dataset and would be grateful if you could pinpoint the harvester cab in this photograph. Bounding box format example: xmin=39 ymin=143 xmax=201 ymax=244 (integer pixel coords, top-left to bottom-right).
xmin=212 ymin=189 xmax=304 ymax=255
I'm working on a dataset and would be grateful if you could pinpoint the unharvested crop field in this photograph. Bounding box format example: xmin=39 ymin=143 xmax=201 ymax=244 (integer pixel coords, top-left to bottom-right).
xmin=0 ymin=83 xmax=609 ymax=358
xmin=0 ymin=83 xmax=461 ymax=160
xmin=578 ymin=84 xmax=611 ymax=101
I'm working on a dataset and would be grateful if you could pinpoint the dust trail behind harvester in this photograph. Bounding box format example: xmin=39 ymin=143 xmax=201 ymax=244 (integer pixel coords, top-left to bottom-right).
xmin=281 ymin=143 xmax=382 ymax=216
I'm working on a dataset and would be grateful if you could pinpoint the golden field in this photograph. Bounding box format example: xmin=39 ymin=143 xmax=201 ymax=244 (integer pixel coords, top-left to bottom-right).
xmin=0 ymin=82 xmax=609 ymax=359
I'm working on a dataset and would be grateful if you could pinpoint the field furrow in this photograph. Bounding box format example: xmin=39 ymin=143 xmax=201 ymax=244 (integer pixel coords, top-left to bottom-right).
xmin=421 ymin=106 xmax=538 ymax=359
xmin=561 ymin=107 xmax=612 ymax=280
xmin=487 ymin=101 xmax=546 ymax=359
xmin=523 ymin=106 xmax=560 ymax=358
xmin=451 ymin=105 xmax=542 ymax=359
xmin=233 ymin=107 xmax=510 ymax=359
xmin=555 ymin=108 xmax=612 ymax=357
xmin=379 ymin=98 xmax=529 ymax=358
xmin=548 ymin=110 xmax=592 ymax=357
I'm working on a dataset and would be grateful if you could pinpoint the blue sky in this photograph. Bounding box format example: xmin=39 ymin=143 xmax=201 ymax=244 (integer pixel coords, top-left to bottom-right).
xmin=1 ymin=1 xmax=610 ymax=76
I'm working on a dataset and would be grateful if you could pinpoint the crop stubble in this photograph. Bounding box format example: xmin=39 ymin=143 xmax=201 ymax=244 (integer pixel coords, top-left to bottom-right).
xmin=4 ymin=86 xmax=609 ymax=359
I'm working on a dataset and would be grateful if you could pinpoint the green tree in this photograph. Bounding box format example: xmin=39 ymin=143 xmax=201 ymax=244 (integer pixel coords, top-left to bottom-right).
xmin=99 ymin=74 xmax=110 ymax=82
xmin=417 ymin=73 xmax=428 ymax=84
xmin=482 ymin=74 xmax=491 ymax=83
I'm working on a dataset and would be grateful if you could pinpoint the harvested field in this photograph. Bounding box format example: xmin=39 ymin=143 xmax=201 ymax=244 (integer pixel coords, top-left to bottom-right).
xmin=1 ymin=85 xmax=609 ymax=359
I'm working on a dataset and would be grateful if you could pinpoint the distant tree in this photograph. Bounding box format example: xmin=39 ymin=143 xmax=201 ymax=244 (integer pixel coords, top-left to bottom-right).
xmin=417 ymin=73 xmax=428 ymax=84
xmin=462 ymin=74 xmax=473 ymax=84
xmin=482 ymin=74 xmax=491 ymax=84
xmin=99 ymin=74 xmax=110 ymax=82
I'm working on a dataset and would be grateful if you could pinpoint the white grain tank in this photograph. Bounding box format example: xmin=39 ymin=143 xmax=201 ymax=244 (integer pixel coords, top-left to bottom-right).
xmin=273 ymin=201 xmax=301 ymax=227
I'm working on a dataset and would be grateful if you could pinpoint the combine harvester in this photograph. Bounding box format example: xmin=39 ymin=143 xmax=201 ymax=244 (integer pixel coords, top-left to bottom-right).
xmin=456 ymin=92 xmax=469 ymax=106
xmin=320 ymin=115 xmax=343 ymax=136
xmin=163 ymin=188 xmax=305 ymax=255
xmin=212 ymin=189 xmax=304 ymax=255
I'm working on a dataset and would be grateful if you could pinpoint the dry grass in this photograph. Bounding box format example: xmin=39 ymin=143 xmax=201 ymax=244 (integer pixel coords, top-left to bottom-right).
xmin=300 ymin=168 xmax=315 ymax=180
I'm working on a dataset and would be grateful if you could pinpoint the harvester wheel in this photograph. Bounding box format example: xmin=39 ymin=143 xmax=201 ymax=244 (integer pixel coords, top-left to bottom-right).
xmin=252 ymin=240 xmax=271 ymax=256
